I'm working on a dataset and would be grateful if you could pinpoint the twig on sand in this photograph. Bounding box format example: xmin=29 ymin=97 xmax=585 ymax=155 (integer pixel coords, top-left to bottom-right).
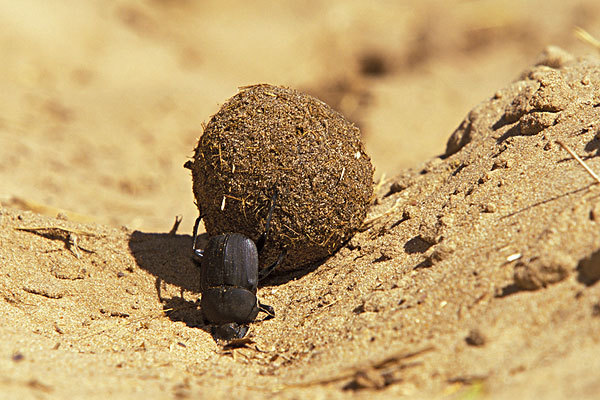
xmin=361 ymin=197 xmax=402 ymax=230
xmin=281 ymin=346 xmax=434 ymax=390
xmin=15 ymin=226 xmax=96 ymax=258
xmin=556 ymin=140 xmax=600 ymax=184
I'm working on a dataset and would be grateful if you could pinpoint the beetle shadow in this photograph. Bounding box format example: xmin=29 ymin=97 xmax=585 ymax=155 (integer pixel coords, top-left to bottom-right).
xmin=159 ymin=293 xmax=209 ymax=332
xmin=128 ymin=230 xmax=209 ymax=331
xmin=128 ymin=229 xmax=329 ymax=335
xmin=129 ymin=230 xmax=208 ymax=292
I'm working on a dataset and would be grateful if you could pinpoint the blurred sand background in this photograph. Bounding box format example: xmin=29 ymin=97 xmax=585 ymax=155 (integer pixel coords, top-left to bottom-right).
xmin=1 ymin=0 xmax=598 ymax=233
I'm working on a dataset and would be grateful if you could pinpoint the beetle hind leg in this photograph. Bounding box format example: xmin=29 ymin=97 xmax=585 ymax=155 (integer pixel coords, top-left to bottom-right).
xmin=258 ymin=302 xmax=275 ymax=320
xmin=256 ymin=191 xmax=278 ymax=252
xmin=258 ymin=250 xmax=287 ymax=281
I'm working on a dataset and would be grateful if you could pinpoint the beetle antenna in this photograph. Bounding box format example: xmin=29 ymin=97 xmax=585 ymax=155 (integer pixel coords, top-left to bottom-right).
xmin=256 ymin=191 xmax=278 ymax=252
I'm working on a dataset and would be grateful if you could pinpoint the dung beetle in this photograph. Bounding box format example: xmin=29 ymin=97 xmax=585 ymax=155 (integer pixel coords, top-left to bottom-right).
xmin=192 ymin=193 xmax=285 ymax=340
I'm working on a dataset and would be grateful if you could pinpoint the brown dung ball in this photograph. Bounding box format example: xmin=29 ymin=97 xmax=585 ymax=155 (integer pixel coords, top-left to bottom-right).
xmin=188 ymin=84 xmax=373 ymax=273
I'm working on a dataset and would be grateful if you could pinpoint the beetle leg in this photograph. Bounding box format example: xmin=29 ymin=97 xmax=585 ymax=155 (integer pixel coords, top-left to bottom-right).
xmin=258 ymin=302 xmax=275 ymax=319
xmin=192 ymin=215 xmax=202 ymax=249
xmin=256 ymin=191 xmax=278 ymax=252
xmin=258 ymin=250 xmax=287 ymax=281
xmin=194 ymin=248 xmax=204 ymax=259
xmin=192 ymin=215 xmax=205 ymax=259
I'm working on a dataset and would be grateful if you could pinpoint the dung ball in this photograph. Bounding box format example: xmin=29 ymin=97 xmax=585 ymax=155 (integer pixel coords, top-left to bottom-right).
xmin=188 ymin=84 xmax=373 ymax=273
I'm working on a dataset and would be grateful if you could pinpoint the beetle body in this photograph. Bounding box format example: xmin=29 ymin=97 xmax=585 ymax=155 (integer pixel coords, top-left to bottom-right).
xmin=200 ymin=233 xmax=260 ymax=325
xmin=192 ymin=193 xmax=284 ymax=341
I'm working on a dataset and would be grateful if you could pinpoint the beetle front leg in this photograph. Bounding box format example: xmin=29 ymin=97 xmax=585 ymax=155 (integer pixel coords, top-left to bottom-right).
xmin=192 ymin=215 xmax=205 ymax=259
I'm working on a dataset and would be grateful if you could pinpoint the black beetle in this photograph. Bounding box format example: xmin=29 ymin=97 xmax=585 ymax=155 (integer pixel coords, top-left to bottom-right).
xmin=192 ymin=193 xmax=285 ymax=340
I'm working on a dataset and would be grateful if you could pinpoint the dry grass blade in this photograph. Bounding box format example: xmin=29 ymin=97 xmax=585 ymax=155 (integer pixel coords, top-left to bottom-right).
xmin=556 ymin=140 xmax=600 ymax=184
xmin=574 ymin=27 xmax=600 ymax=51
xmin=283 ymin=346 xmax=434 ymax=389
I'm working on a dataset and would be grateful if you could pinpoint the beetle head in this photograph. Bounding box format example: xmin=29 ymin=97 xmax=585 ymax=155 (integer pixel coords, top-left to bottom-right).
xmin=210 ymin=322 xmax=249 ymax=341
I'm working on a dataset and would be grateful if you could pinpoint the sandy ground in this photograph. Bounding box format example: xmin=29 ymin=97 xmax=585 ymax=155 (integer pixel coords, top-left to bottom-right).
xmin=2 ymin=1 xmax=600 ymax=399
